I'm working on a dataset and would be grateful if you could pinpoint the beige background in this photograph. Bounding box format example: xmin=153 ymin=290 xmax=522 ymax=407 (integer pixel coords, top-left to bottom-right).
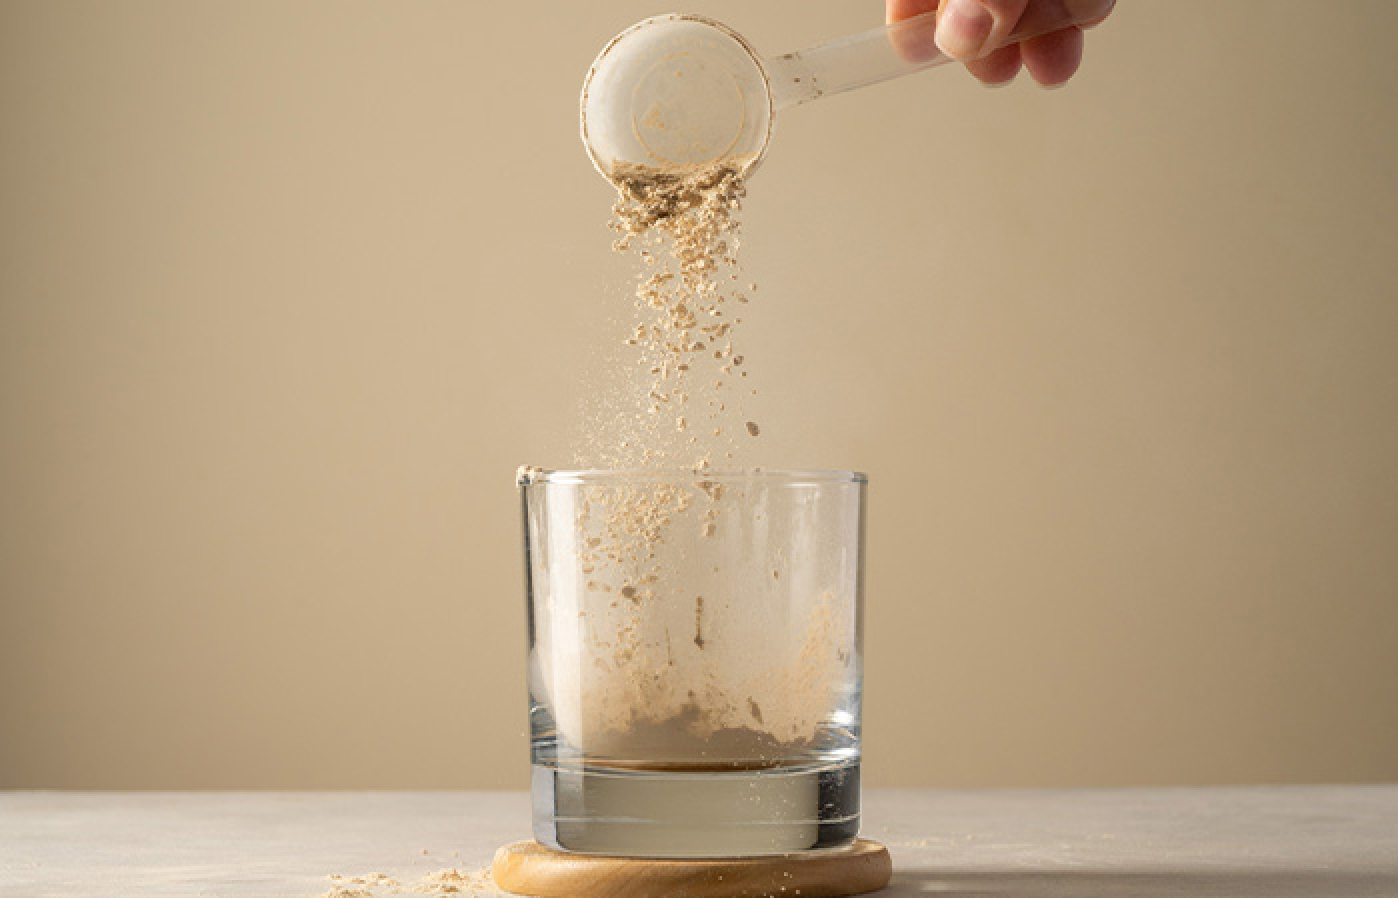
xmin=2 ymin=1 xmax=1396 ymax=790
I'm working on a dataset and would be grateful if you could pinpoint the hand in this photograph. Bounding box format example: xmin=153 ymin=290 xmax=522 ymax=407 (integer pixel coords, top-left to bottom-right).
xmin=886 ymin=0 xmax=1115 ymax=87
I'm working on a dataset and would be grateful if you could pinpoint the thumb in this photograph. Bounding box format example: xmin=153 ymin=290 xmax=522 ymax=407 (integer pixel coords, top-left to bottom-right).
xmin=935 ymin=0 xmax=1031 ymax=61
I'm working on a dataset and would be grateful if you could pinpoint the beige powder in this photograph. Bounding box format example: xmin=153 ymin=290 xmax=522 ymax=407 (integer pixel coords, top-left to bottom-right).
xmin=578 ymin=160 xmax=759 ymax=471
xmin=318 ymin=868 xmax=499 ymax=898
xmin=536 ymin=160 xmax=846 ymax=769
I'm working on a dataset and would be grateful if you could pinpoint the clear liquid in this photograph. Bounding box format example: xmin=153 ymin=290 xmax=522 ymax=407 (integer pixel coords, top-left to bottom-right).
xmin=531 ymin=758 xmax=860 ymax=858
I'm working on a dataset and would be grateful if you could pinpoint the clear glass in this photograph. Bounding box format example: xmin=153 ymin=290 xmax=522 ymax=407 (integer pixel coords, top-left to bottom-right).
xmin=517 ymin=468 xmax=867 ymax=858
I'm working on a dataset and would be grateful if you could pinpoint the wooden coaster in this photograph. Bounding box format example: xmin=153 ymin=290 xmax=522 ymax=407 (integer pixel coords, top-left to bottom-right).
xmin=492 ymin=838 xmax=891 ymax=898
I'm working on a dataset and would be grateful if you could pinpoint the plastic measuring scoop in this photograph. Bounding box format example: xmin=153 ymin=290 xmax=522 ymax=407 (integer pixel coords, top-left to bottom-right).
xmin=581 ymin=1 xmax=1111 ymax=183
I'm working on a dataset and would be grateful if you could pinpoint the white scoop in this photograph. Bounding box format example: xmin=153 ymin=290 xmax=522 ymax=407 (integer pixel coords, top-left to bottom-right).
xmin=580 ymin=2 xmax=1112 ymax=183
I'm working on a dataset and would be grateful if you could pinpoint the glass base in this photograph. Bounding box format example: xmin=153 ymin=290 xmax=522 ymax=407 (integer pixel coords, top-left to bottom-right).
xmin=531 ymin=759 xmax=860 ymax=858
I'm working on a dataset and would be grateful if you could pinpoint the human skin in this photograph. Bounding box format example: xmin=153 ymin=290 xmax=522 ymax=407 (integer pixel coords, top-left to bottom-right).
xmin=886 ymin=0 xmax=1116 ymax=86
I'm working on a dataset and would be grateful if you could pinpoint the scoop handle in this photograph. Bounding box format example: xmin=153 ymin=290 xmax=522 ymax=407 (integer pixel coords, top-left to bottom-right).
xmin=765 ymin=0 xmax=1111 ymax=110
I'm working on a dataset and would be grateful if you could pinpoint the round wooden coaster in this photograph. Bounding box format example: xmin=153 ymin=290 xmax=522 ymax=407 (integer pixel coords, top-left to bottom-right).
xmin=491 ymin=838 xmax=891 ymax=898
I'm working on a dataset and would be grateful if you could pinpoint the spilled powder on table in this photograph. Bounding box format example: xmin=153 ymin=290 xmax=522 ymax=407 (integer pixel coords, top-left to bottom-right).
xmin=317 ymin=867 xmax=500 ymax=898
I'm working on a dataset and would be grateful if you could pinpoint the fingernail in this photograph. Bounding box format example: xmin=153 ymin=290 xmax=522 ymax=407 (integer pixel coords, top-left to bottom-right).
xmin=936 ymin=0 xmax=994 ymax=60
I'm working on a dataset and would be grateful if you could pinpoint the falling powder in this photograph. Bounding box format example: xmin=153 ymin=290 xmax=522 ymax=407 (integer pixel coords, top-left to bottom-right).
xmin=577 ymin=160 xmax=759 ymax=470
xmin=527 ymin=157 xmax=849 ymax=769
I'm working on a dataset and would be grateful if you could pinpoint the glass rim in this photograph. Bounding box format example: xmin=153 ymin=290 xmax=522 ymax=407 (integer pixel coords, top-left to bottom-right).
xmin=517 ymin=466 xmax=867 ymax=486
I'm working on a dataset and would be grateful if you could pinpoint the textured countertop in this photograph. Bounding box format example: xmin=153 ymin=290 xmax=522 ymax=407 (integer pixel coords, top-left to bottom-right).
xmin=2 ymin=787 xmax=1396 ymax=897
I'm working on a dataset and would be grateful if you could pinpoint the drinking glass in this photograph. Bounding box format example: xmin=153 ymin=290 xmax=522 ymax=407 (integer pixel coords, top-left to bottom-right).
xmin=517 ymin=468 xmax=866 ymax=858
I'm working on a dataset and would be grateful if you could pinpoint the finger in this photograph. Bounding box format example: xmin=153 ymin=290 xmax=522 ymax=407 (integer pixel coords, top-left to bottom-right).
xmin=1015 ymin=0 xmax=1115 ymax=35
xmin=886 ymin=0 xmax=939 ymax=24
xmin=887 ymin=0 xmax=943 ymax=62
xmin=1082 ymin=10 xmax=1113 ymax=29
xmin=965 ymin=42 xmax=1023 ymax=86
xmin=936 ymin=0 xmax=1029 ymax=62
xmin=1071 ymin=0 xmax=1116 ymax=29
xmin=1020 ymin=26 xmax=1084 ymax=87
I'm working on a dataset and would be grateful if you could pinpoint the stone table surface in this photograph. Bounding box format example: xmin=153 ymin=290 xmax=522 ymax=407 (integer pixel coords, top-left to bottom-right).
xmin=2 ymin=787 xmax=1396 ymax=897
